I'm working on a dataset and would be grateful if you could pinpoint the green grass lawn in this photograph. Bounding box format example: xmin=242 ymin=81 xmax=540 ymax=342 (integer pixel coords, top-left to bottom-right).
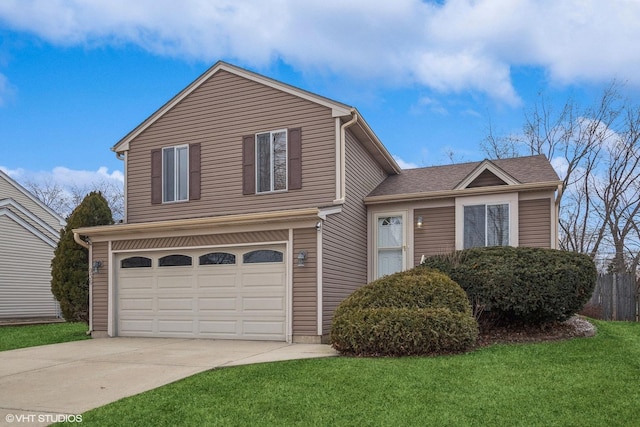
xmin=0 ymin=322 xmax=89 ymax=351
xmin=56 ymin=320 xmax=640 ymax=427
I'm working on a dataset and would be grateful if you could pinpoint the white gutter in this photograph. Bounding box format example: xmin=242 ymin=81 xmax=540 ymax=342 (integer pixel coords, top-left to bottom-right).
xmin=73 ymin=232 xmax=90 ymax=249
xmin=334 ymin=109 xmax=358 ymax=204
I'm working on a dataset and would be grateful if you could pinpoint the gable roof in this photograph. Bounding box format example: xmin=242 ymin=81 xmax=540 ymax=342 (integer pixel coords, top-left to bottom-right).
xmin=111 ymin=61 xmax=400 ymax=173
xmin=0 ymin=170 xmax=66 ymax=246
xmin=0 ymin=170 xmax=66 ymax=227
xmin=366 ymin=155 xmax=561 ymax=203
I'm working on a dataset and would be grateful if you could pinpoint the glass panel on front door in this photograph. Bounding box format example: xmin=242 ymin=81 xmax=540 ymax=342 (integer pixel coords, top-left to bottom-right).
xmin=377 ymin=216 xmax=404 ymax=278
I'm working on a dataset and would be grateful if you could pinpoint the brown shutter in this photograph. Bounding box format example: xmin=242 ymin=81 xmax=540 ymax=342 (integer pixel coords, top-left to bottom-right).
xmin=189 ymin=143 xmax=201 ymax=200
xmin=242 ymin=135 xmax=255 ymax=195
xmin=288 ymin=127 xmax=302 ymax=190
xmin=151 ymin=149 xmax=162 ymax=204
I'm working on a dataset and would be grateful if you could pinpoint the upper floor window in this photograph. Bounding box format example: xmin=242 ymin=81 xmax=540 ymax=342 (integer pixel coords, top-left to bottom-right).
xmin=463 ymin=203 xmax=509 ymax=248
xmin=242 ymin=128 xmax=301 ymax=195
xmin=151 ymin=143 xmax=200 ymax=205
xmin=256 ymin=130 xmax=287 ymax=193
xmin=163 ymin=145 xmax=189 ymax=202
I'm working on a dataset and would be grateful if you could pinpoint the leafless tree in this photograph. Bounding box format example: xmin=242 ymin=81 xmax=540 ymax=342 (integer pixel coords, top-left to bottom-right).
xmin=23 ymin=178 xmax=124 ymax=221
xmin=482 ymin=83 xmax=640 ymax=274
xmin=23 ymin=180 xmax=69 ymax=216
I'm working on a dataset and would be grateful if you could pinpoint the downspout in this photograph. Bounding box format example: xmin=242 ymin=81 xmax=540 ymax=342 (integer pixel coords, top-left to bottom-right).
xmin=335 ymin=109 xmax=358 ymax=204
xmin=554 ymin=183 xmax=564 ymax=249
xmin=115 ymin=150 xmax=127 ymax=223
xmin=73 ymin=232 xmax=93 ymax=335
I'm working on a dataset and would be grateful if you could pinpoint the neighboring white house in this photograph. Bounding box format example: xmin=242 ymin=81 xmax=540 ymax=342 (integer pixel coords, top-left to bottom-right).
xmin=0 ymin=170 xmax=66 ymax=319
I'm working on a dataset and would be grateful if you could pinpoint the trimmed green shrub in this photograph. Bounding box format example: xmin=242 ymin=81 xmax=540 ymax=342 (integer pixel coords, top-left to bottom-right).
xmin=421 ymin=247 xmax=598 ymax=325
xmin=330 ymin=268 xmax=478 ymax=356
xmin=51 ymin=191 xmax=113 ymax=322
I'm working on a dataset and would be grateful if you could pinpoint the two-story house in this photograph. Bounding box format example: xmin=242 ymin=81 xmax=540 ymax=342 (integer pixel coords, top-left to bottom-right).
xmin=75 ymin=62 xmax=561 ymax=343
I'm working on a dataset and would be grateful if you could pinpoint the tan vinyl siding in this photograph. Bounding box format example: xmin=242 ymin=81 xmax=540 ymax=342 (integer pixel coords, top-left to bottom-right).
xmin=292 ymin=228 xmax=317 ymax=335
xmin=126 ymin=70 xmax=336 ymax=223
xmin=467 ymin=170 xmax=507 ymax=188
xmin=0 ymin=216 xmax=59 ymax=318
xmin=519 ymin=198 xmax=552 ymax=248
xmin=414 ymin=206 xmax=456 ymax=263
xmin=111 ymin=230 xmax=289 ymax=251
xmin=91 ymin=241 xmax=109 ymax=331
xmin=322 ymin=130 xmax=387 ymax=334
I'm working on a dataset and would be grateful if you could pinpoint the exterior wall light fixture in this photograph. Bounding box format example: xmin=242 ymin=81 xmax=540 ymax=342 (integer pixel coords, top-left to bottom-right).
xmin=92 ymin=260 xmax=103 ymax=274
xmin=416 ymin=216 xmax=423 ymax=229
xmin=297 ymin=251 xmax=307 ymax=267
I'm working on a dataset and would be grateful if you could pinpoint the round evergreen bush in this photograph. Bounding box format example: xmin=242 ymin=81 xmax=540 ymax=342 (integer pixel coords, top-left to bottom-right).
xmin=421 ymin=247 xmax=598 ymax=325
xmin=330 ymin=268 xmax=478 ymax=356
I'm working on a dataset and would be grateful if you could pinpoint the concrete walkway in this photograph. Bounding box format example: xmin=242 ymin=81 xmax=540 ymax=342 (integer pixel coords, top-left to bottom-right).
xmin=0 ymin=338 xmax=337 ymax=426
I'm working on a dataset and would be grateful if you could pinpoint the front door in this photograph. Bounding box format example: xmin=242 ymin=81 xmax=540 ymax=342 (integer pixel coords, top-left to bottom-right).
xmin=376 ymin=214 xmax=406 ymax=278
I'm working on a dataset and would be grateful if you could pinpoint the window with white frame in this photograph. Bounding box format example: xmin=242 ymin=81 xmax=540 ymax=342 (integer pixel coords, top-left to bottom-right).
xmin=463 ymin=203 xmax=509 ymax=248
xmin=256 ymin=130 xmax=287 ymax=193
xmin=375 ymin=213 xmax=406 ymax=279
xmin=162 ymin=145 xmax=189 ymax=202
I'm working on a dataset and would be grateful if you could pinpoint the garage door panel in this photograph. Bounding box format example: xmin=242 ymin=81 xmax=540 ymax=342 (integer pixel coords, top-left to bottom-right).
xmin=119 ymin=277 xmax=154 ymax=290
xmin=157 ymin=275 xmax=194 ymax=290
xmin=158 ymin=320 xmax=194 ymax=334
xmin=242 ymin=297 xmax=284 ymax=311
xmin=197 ymin=273 xmax=238 ymax=289
xmin=120 ymin=298 xmax=154 ymax=311
xmin=198 ymin=297 xmax=237 ymax=311
xmin=117 ymin=245 xmax=286 ymax=341
xmin=242 ymin=321 xmax=285 ymax=336
xmin=242 ymin=271 xmax=284 ymax=288
xmin=157 ymin=297 xmax=194 ymax=312
xmin=199 ymin=320 xmax=239 ymax=335
xmin=120 ymin=319 xmax=154 ymax=333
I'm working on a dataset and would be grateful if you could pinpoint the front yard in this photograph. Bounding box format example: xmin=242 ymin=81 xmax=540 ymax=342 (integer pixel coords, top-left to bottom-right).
xmin=58 ymin=320 xmax=640 ymax=426
xmin=0 ymin=322 xmax=88 ymax=351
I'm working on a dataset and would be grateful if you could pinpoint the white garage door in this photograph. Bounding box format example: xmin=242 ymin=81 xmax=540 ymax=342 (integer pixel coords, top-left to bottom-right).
xmin=116 ymin=245 xmax=286 ymax=341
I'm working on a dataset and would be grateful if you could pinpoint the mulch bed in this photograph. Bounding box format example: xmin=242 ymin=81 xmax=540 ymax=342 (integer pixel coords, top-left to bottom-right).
xmin=476 ymin=316 xmax=596 ymax=347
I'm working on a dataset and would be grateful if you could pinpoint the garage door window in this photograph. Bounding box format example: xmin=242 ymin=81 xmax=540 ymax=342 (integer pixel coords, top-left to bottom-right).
xmin=199 ymin=252 xmax=236 ymax=265
xmin=159 ymin=254 xmax=192 ymax=267
xmin=243 ymin=250 xmax=283 ymax=264
xmin=120 ymin=256 xmax=152 ymax=268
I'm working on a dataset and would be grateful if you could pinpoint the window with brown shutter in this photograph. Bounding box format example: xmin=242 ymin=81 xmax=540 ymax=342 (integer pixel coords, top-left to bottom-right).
xmin=189 ymin=143 xmax=201 ymax=200
xmin=151 ymin=149 xmax=162 ymax=204
xmin=288 ymin=127 xmax=302 ymax=190
xmin=243 ymin=127 xmax=302 ymax=195
xmin=151 ymin=144 xmax=200 ymax=204
xmin=242 ymin=135 xmax=256 ymax=194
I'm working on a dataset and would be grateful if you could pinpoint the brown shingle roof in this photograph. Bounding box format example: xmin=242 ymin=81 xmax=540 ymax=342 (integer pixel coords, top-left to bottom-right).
xmin=367 ymin=155 xmax=560 ymax=197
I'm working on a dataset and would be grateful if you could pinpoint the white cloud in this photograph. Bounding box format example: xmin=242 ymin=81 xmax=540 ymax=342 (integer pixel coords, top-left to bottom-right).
xmin=550 ymin=156 xmax=569 ymax=180
xmin=0 ymin=0 xmax=639 ymax=104
xmin=1 ymin=165 xmax=123 ymax=190
xmin=393 ymin=155 xmax=419 ymax=170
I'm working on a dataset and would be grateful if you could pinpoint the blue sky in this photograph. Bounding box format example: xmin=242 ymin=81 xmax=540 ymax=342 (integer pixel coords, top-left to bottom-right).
xmin=1 ymin=0 xmax=640 ymax=191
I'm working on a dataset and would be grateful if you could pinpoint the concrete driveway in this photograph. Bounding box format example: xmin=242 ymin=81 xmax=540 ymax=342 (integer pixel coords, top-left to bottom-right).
xmin=0 ymin=338 xmax=336 ymax=426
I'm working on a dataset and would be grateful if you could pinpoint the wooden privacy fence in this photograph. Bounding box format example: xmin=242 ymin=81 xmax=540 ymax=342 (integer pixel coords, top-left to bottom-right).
xmin=587 ymin=273 xmax=638 ymax=321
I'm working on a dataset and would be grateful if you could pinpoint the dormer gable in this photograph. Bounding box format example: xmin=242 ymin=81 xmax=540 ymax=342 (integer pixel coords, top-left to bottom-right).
xmin=454 ymin=159 xmax=520 ymax=190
